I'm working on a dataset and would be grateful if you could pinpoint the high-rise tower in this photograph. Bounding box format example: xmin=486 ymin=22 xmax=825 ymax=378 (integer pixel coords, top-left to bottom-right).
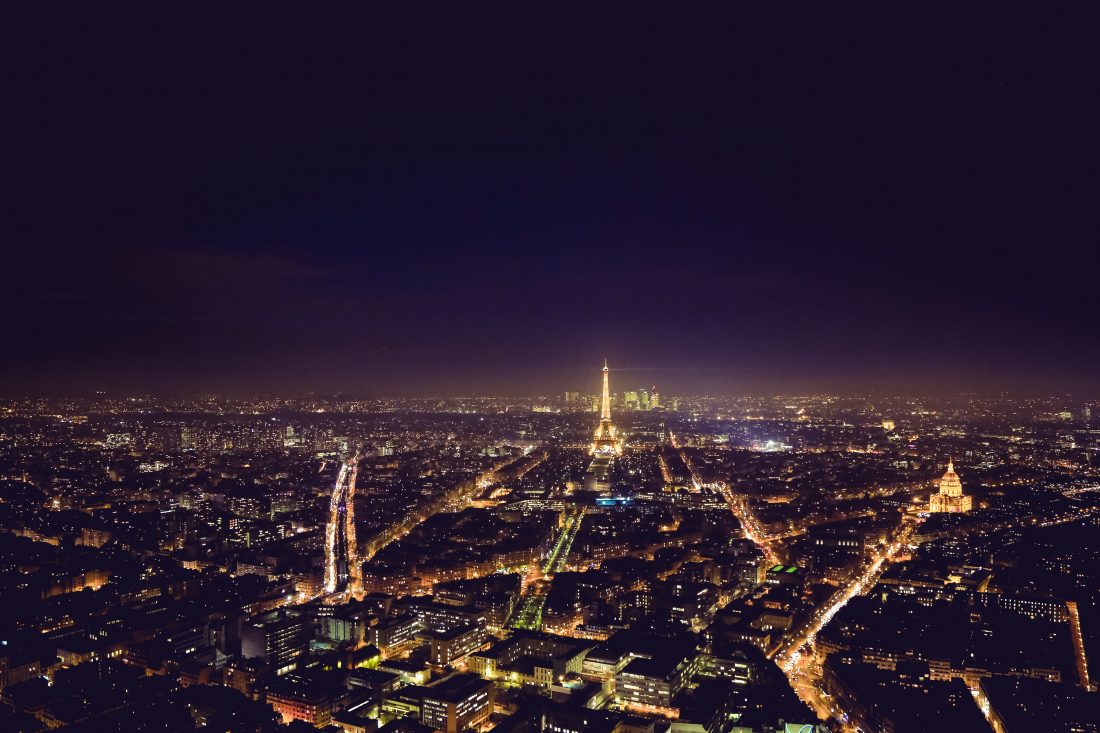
xmin=324 ymin=452 xmax=362 ymax=595
xmin=591 ymin=360 xmax=622 ymax=455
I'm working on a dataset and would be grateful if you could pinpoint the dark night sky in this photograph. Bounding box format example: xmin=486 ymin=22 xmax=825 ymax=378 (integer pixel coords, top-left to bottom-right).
xmin=4 ymin=9 xmax=1098 ymax=397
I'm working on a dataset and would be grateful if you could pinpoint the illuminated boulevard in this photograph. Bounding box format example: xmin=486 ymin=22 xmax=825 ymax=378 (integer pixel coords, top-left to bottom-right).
xmin=672 ymin=428 xmax=928 ymax=729
xmin=511 ymin=507 xmax=585 ymax=631
xmin=772 ymin=514 xmax=923 ymax=728
xmin=323 ymin=452 xmax=362 ymax=596
xmin=670 ymin=429 xmax=781 ymax=566
xmin=317 ymin=451 xmax=542 ymax=605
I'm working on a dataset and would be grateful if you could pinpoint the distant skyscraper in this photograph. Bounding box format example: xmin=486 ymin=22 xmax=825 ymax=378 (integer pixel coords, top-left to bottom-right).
xmin=590 ymin=360 xmax=621 ymax=456
xmin=929 ymin=458 xmax=972 ymax=513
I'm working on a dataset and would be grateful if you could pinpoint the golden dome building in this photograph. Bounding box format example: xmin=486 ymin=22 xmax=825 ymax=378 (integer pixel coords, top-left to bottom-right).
xmin=929 ymin=457 xmax=972 ymax=513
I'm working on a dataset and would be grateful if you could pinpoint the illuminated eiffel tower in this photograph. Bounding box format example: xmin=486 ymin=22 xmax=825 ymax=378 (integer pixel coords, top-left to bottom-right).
xmin=590 ymin=360 xmax=622 ymax=455
xmin=324 ymin=451 xmax=362 ymax=595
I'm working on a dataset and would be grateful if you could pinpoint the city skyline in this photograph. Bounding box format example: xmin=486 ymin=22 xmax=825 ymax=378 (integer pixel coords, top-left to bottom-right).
xmin=2 ymin=386 xmax=1096 ymax=732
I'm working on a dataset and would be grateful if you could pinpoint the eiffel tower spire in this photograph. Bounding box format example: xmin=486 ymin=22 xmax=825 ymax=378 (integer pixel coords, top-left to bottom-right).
xmin=600 ymin=359 xmax=611 ymax=421
xmin=591 ymin=360 xmax=621 ymax=455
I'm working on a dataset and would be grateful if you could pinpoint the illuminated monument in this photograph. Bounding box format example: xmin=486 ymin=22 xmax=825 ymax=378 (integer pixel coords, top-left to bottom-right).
xmin=929 ymin=457 xmax=972 ymax=513
xmin=585 ymin=360 xmax=620 ymax=493
xmin=590 ymin=360 xmax=622 ymax=456
xmin=324 ymin=452 xmax=363 ymax=595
